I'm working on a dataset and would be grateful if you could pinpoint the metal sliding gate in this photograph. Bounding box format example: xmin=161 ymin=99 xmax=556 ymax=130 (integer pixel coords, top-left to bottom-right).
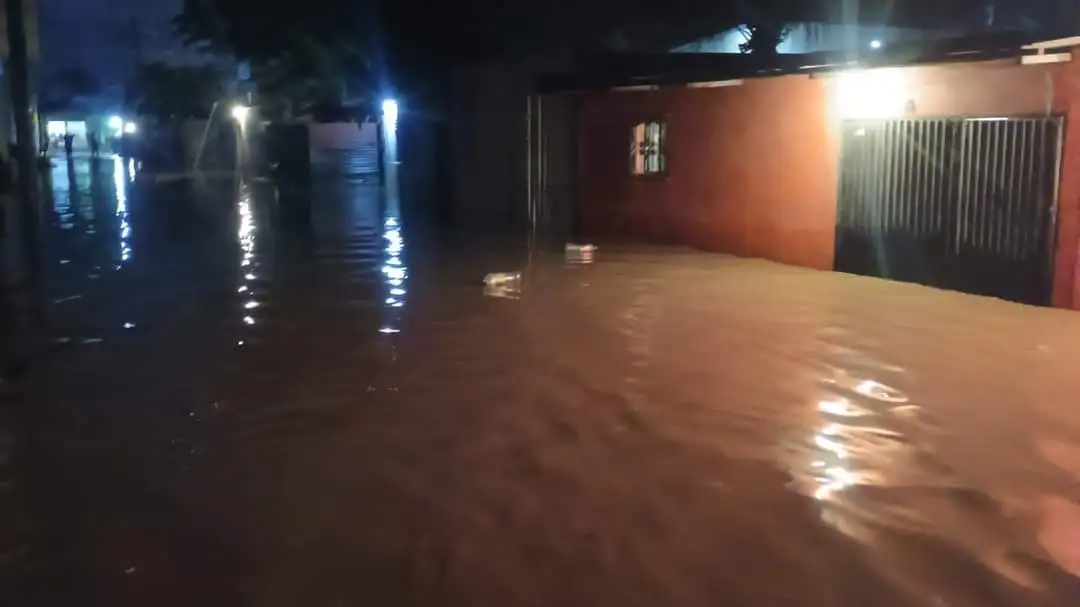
xmin=835 ymin=117 xmax=1063 ymax=305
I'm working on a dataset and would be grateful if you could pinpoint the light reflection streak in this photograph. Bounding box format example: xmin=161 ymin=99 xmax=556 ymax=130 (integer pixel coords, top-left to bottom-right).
xmin=379 ymin=124 xmax=406 ymax=335
xmin=810 ymin=394 xmax=860 ymax=502
xmin=812 ymin=414 xmax=854 ymax=501
xmin=50 ymin=161 xmax=75 ymax=230
xmin=113 ymin=156 xmax=132 ymax=264
xmin=381 ymin=214 xmax=408 ymax=322
xmin=808 ymin=377 xmax=911 ymax=502
xmin=237 ymin=183 xmax=258 ymax=341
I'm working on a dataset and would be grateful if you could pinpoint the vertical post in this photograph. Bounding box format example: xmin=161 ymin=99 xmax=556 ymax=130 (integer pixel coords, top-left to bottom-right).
xmin=537 ymin=94 xmax=545 ymax=230
xmin=6 ymin=0 xmax=42 ymax=294
xmin=376 ymin=108 xmax=385 ymax=187
xmin=525 ymin=94 xmax=533 ymax=230
xmin=569 ymin=95 xmax=579 ymax=240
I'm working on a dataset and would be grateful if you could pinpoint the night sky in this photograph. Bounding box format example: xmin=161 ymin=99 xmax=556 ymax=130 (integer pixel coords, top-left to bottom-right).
xmin=33 ymin=0 xmax=1069 ymax=91
xmin=38 ymin=0 xmax=191 ymax=84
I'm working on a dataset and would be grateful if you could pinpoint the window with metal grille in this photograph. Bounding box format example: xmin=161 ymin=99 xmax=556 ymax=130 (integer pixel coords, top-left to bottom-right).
xmin=630 ymin=120 xmax=665 ymax=176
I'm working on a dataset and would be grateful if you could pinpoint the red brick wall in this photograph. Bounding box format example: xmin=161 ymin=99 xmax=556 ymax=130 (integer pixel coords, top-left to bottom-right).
xmin=577 ymin=58 xmax=1080 ymax=306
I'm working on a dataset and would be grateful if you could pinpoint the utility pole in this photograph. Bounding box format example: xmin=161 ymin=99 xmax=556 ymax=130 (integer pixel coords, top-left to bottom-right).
xmin=5 ymin=0 xmax=42 ymax=296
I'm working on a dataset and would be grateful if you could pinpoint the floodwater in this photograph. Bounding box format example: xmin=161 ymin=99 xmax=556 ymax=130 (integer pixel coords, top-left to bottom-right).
xmin=3 ymin=155 xmax=1080 ymax=605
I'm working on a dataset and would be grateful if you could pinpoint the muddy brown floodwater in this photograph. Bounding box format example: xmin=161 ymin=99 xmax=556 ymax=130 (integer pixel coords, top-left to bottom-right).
xmin=2 ymin=156 xmax=1080 ymax=605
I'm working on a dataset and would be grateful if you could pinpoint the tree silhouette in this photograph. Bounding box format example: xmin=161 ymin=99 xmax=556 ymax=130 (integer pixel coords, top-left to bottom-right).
xmin=738 ymin=24 xmax=789 ymax=55
xmin=129 ymin=62 xmax=224 ymax=120
xmin=172 ymin=0 xmax=371 ymax=112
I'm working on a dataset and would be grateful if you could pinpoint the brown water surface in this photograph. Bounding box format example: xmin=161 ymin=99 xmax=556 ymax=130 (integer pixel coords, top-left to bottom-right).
xmin=2 ymin=157 xmax=1080 ymax=605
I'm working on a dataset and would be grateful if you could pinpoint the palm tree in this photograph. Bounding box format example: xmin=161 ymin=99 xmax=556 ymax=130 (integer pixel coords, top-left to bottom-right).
xmin=738 ymin=24 xmax=789 ymax=55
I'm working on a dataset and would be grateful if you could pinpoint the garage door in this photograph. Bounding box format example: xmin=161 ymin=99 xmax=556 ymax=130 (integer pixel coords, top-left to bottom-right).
xmin=834 ymin=117 xmax=1063 ymax=305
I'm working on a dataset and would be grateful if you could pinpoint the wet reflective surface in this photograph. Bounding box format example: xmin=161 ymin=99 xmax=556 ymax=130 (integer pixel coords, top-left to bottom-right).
xmin=4 ymin=155 xmax=1080 ymax=605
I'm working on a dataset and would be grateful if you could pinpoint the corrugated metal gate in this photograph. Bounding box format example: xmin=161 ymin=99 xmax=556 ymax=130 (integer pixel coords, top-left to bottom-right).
xmin=835 ymin=117 xmax=1063 ymax=305
xmin=310 ymin=145 xmax=381 ymax=179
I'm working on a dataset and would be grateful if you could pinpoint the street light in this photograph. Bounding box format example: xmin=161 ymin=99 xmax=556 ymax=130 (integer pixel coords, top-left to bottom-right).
xmin=123 ymin=122 xmax=137 ymax=134
xmin=108 ymin=115 xmax=123 ymax=130
xmin=869 ymin=39 xmax=882 ymax=49
xmin=231 ymin=104 xmax=250 ymax=122
xmin=382 ymin=98 xmax=398 ymax=128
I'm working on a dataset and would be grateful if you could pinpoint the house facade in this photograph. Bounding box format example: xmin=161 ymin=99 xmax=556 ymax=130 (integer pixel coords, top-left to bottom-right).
xmin=566 ymin=37 xmax=1080 ymax=307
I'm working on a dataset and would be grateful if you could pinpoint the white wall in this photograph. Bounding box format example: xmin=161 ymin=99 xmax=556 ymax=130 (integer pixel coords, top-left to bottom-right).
xmin=308 ymin=121 xmax=377 ymax=151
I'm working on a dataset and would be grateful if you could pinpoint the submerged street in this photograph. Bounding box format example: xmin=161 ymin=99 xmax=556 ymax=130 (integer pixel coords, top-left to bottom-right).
xmin=3 ymin=155 xmax=1080 ymax=605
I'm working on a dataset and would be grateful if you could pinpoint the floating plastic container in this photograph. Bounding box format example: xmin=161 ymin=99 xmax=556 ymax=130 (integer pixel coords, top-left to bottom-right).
xmin=483 ymin=271 xmax=522 ymax=299
xmin=565 ymin=243 xmax=597 ymax=255
xmin=483 ymin=283 xmax=520 ymax=299
xmin=565 ymin=243 xmax=597 ymax=265
xmin=483 ymin=272 xmax=521 ymax=287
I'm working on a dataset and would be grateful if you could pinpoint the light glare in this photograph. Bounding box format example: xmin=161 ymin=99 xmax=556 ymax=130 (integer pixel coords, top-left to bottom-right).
xmin=382 ymin=99 xmax=398 ymax=126
xmin=831 ymin=68 xmax=910 ymax=120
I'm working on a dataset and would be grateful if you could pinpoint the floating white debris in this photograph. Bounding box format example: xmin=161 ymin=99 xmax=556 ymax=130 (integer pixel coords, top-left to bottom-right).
xmin=483 ymin=272 xmax=521 ymax=287
xmin=483 ymin=272 xmax=522 ymax=299
xmin=565 ymin=243 xmax=597 ymax=254
xmin=484 ymin=284 xmax=521 ymax=299
xmin=565 ymin=243 xmax=597 ymax=265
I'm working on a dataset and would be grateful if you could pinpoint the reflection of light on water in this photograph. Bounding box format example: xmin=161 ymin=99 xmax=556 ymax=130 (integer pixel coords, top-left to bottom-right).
xmin=237 ymin=184 xmax=259 ymax=337
xmin=807 ymin=377 xmax=911 ymax=503
xmin=819 ymin=397 xmax=870 ymax=417
xmin=822 ymin=376 xmax=908 ymax=404
xmin=814 ymin=466 xmax=857 ymax=501
xmin=379 ymin=115 xmax=405 ymax=334
xmin=380 ymin=214 xmax=407 ymax=331
xmin=113 ymin=156 xmax=133 ymax=264
xmin=812 ymin=415 xmax=854 ymax=500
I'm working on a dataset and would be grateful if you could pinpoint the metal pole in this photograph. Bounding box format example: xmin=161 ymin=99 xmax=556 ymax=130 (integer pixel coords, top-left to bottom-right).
xmin=6 ymin=0 xmax=42 ymax=296
xmin=525 ymin=94 xmax=533 ymax=230
xmin=376 ymin=118 xmax=385 ymax=186
xmin=537 ymin=94 xmax=545 ymax=230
